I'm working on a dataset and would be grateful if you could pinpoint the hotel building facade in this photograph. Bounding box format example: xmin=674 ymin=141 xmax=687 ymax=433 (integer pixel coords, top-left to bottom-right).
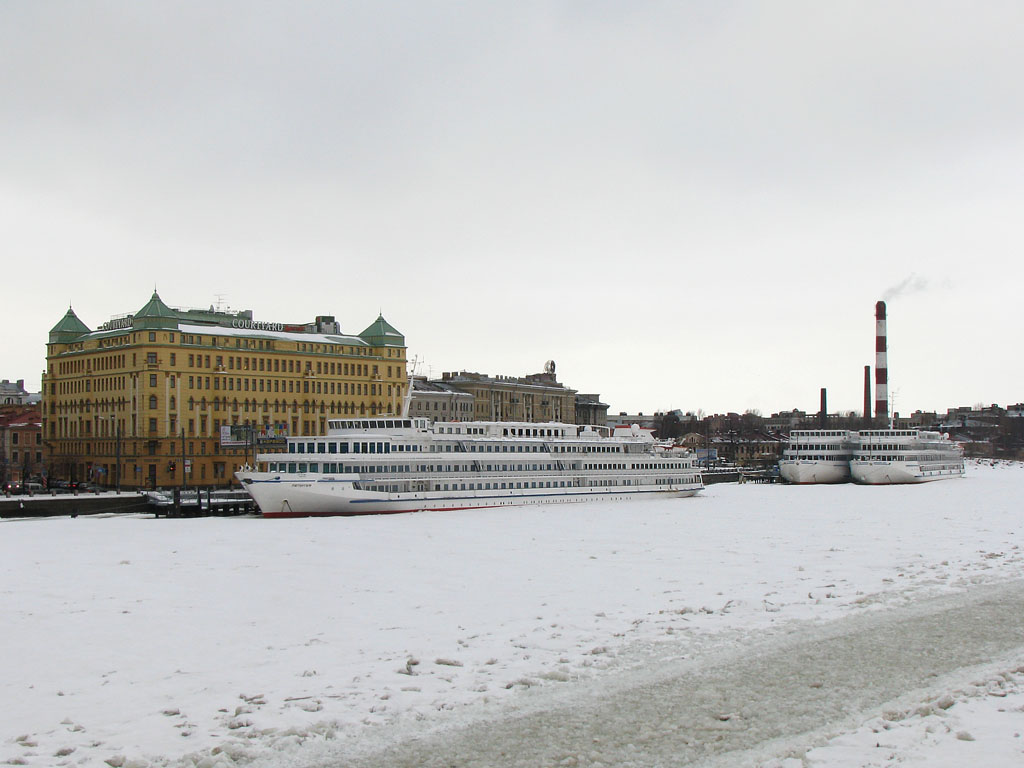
xmin=42 ymin=292 xmax=407 ymax=489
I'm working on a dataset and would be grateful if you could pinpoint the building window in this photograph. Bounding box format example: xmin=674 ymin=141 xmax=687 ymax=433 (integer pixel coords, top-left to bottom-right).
xmin=149 ymin=332 xmax=156 ymax=342
xmin=147 ymin=352 xmax=157 ymax=364
xmin=149 ymin=395 xmax=157 ymax=409
xmin=150 ymin=374 xmax=157 ymax=387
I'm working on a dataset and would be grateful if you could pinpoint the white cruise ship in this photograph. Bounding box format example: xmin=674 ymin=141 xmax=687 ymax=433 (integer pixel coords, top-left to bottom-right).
xmin=235 ymin=417 xmax=703 ymax=517
xmin=778 ymin=430 xmax=857 ymax=484
xmin=850 ymin=429 xmax=965 ymax=484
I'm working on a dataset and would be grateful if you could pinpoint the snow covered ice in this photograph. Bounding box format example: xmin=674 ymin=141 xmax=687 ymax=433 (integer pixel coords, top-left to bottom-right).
xmin=1 ymin=460 xmax=1022 ymax=767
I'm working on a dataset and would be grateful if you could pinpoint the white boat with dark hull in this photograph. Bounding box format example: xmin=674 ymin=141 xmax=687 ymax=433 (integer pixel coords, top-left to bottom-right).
xmin=850 ymin=429 xmax=965 ymax=484
xmin=778 ymin=430 xmax=857 ymax=484
xmin=236 ymin=417 xmax=704 ymax=517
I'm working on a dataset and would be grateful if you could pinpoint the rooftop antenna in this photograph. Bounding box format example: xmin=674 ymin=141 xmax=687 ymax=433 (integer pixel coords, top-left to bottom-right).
xmin=214 ymin=293 xmax=228 ymax=312
xmin=889 ymin=388 xmax=899 ymax=429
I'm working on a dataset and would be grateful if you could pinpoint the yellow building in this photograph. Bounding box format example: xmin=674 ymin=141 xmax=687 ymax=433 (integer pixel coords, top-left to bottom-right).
xmin=42 ymin=292 xmax=407 ymax=489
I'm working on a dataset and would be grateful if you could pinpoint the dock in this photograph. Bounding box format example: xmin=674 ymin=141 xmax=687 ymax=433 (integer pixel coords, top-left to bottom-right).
xmin=145 ymin=489 xmax=257 ymax=517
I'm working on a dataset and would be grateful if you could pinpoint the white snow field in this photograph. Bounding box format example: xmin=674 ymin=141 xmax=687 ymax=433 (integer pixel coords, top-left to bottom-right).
xmin=1 ymin=460 xmax=1022 ymax=768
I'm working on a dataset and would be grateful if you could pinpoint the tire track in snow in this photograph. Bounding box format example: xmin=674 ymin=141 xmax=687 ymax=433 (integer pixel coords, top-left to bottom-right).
xmin=329 ymin=580 xmax=1024 ymax=767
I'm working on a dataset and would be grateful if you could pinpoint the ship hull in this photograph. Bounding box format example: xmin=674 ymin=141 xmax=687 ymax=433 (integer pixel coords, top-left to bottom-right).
xmin=778 ymin=460 xmax=850 ymax=484
xmin=237 ymin=474 xmax=702 ymax=518
xmin=850 ymin=461 xmax=965 ymax=484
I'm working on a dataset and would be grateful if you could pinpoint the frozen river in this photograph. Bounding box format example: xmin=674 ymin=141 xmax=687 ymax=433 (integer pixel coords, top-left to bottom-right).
xmin=1 ymin=460 xmax=1022 ymax=767
xmin=333 ymin=579 xmax=1024 ymax=767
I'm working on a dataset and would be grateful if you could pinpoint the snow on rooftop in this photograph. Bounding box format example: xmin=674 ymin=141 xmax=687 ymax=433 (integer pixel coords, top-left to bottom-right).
xmin=176 ymin=322 xmax=366 ymax=346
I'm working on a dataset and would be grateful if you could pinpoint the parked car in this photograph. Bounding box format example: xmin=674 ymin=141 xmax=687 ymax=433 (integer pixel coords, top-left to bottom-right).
xmin=2 ymin=481 xmax=23 ymax=494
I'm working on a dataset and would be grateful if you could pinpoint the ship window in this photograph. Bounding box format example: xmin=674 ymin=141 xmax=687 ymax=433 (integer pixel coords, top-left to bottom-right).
xmin=298 ymin=463 xmax=307 ymax=472
xmin=288 ymin=463 xmax=296 ymax=473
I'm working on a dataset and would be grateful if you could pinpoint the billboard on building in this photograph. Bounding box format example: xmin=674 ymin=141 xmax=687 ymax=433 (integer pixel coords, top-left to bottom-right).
xmin=219 ymin=424 xmax=289 ymax=448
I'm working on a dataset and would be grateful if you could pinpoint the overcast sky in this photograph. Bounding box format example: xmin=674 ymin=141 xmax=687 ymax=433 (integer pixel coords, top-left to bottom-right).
xmin=2 ymin=1 xmax=1021 ymax=417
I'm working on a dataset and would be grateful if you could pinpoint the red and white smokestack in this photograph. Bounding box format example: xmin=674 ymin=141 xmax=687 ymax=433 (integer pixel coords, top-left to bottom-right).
xmin=875 ymin=300 xmax=888 ymax=421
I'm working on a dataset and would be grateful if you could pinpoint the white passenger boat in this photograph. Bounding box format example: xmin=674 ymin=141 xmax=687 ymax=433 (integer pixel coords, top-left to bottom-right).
xmin=850 ymin=429 xmax=964 ymax=484
xmin=778 ymin=430 xmax=857 ymax=484
xmin=236 ymin=417 xmax=704 ymax=517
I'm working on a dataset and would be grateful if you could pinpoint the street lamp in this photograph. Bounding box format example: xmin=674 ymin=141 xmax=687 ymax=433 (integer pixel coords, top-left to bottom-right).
xmin=110 ymin=414 xmax=121 ymax=493
xmin=181 ymin=428 xmax=187 ymax=493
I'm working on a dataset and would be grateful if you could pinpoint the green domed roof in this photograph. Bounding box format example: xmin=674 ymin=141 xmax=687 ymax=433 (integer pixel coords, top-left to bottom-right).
xmin=359 ymin=314 xmax=405 ymax=347
xmin=48 ymin=306 xmax=90 ymax=343
xmin=134 ymin=290 xmax=179 ymax=328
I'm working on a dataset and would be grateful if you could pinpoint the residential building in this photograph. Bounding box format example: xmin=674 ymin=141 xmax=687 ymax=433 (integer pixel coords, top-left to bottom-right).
xmin=0 ymin=379 xmax=32 ymax=406
xmin=0 ymin=405 xmax=43 ymax=485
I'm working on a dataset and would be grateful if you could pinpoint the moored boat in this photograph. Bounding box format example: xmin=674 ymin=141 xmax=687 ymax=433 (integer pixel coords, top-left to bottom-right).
xmin=850 ymin=429 xmax=964 ymax=484
xmin=778 ymin=430 xmax=857 ymax=484
xmin=236 ymin=417 xmax=703 ymax=517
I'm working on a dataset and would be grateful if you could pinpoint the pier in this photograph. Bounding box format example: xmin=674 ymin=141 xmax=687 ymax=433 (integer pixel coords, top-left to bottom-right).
xmin=1 ymin=489 xmax=256 ymax=518
xmin=145 ymin=489 xmax=257 ymax=517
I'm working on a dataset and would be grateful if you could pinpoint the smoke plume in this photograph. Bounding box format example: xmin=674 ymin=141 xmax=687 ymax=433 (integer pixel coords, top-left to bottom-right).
xmin=882 ymin=274 xmax=929 ymax=302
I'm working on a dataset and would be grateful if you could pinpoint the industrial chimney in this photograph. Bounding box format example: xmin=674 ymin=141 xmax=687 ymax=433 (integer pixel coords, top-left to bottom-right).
xmin=875 ymin=301 xmax=888 ymax=422
xmin=819 ymin=388 xmax=827 ymax=428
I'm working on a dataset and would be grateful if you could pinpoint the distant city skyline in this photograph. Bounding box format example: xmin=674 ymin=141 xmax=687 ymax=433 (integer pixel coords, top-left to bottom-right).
xmin=2 ymin=2 xmax=1022 ymax=416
